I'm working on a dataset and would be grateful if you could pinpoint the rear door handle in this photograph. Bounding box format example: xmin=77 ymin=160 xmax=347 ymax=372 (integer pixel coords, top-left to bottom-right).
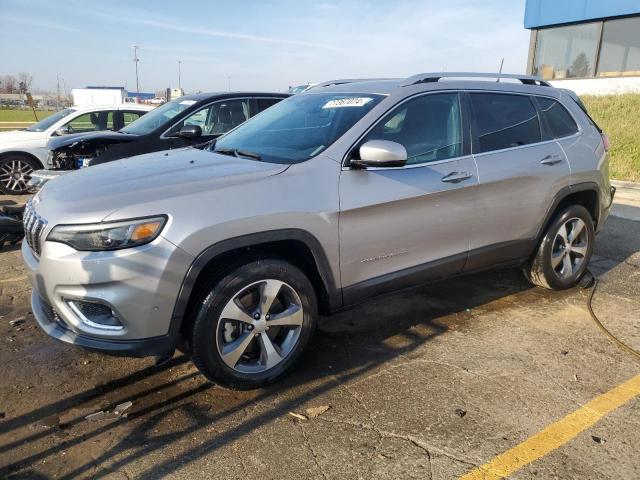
xmin=540 ymin=154 xmax=564 ymax=165
xmin=441 ymin=171 xmax=472 ymax=183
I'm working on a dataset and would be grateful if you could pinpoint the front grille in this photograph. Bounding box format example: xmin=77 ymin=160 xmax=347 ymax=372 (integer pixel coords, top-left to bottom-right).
xmin=23 ymin=200 xmax=47 ymax=256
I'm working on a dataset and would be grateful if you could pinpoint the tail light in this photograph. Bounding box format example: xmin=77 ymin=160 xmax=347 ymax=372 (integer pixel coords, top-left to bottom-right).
xmin=601 ymin=133 xmax=611 ymax=152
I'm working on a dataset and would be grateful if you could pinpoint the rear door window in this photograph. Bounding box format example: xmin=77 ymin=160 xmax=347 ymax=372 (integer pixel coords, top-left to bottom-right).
xmin=470 ymin=93 xmax=541 ymax=153
xmin=535 ymin=97 xmax=579 ymax=139
xmin=123 ymin=111 xmax=144 ymax=126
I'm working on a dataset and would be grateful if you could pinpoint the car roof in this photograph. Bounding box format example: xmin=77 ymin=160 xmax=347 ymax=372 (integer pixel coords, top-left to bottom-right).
xmin=70 ymin=104 xmax=155 ymax=112
xmin=175 ymin=91 xmax=290 ymax=102
xmin=306 ymin=73 xmax=561 ymax=98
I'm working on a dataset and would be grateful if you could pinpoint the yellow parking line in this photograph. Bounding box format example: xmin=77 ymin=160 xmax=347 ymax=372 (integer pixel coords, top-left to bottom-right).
xmin=460 ymin=374 xmax=640 ymax=480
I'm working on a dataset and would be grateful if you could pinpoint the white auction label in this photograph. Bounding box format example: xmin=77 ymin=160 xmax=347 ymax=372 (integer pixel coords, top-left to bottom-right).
xmin=322 ymin=97 xmax=373 ymax=109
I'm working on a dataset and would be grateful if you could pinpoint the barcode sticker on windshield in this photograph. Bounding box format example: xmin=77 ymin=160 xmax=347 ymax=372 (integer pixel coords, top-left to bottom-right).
xmin=180 ymin=100 xmax=196 ymax=105
xmin=323 ymin=97 xmax=373 ymax=109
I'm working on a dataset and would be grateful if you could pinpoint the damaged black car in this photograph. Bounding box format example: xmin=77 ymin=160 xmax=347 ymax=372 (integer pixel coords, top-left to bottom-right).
xmin=28 ymin=92 xmax=288 ymax=190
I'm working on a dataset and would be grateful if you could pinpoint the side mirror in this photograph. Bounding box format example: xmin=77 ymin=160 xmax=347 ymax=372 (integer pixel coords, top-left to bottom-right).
xmin=178 ymin=124 xmax=202 ymax=139
xmin=352 ymin=140 xmax=407 ymax=168
xmin=54 ymin=125 xmax=71 ymax=136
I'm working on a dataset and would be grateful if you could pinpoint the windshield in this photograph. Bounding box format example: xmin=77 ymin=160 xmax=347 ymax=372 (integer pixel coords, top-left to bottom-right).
xmin=214 ymin=93 xmax=384 ymax=164
xmin=121 ymin=98 xmax=195 ymax=135
xmin=25 ymin=108 xmax=75 ymax=132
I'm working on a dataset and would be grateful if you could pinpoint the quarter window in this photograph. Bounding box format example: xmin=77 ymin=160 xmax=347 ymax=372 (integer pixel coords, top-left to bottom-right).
xmin=535 ymin=97 xmax=579 ymax=139
xmin=361 ymin=93 xmax=462 ymax=165
xmin=470 ymin=93 xmax=541 ymax=153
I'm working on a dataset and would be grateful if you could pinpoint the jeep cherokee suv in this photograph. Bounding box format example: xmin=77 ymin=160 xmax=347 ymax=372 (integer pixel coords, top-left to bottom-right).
xmin=23 ymin=73 xmax=614 ymax=389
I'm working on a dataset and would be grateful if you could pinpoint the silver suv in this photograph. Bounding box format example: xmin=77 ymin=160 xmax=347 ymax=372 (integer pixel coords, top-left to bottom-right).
xmin=23 ymin=73 xmax=615 ymax=389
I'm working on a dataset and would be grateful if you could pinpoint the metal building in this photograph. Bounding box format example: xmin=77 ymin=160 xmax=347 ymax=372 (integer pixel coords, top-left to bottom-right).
xmin=525 ymin=0 xmax=640 ymax=94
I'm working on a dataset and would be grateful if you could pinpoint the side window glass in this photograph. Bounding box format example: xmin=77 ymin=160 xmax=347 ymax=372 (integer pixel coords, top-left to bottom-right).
xmin=256 ymin=98 xmax=282 ymax=114
xmin=177 ymin=99 xmax=250 ymax=136
xmin=65 ymin=111 xmax=114 ymax=133
xmin=536 ymin=97 xmax=579 ymax=139
xmin=123 ymin=111 xmax=143 ymax=126
xmin=470 ymin=93 xmax=541 ymax=153
xmin=361 ymin=93 xmax=462 ymax=165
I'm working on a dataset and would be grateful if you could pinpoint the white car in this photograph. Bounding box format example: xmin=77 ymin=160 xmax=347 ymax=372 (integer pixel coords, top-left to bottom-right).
xmin=0 ymin=104 xmax=154 ymax=194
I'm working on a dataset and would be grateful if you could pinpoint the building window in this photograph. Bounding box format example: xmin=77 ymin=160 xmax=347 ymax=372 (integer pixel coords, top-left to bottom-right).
xmin=533 ymin=22 xmax=600 ymax=79
xmin=597 ymin=16 xmax=640 ymax=77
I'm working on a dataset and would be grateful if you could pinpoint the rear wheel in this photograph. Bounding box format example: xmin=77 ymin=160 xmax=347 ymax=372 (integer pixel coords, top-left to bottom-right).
xmin=189 ymin=259 xmax=317 ymax=389
xmin=525 ymin=205 xmax=594 ymax=290
xmin=0 ymin=154 xmax=41 ymax=194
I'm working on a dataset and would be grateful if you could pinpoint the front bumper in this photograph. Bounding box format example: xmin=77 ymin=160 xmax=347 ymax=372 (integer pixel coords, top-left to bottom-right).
xmin=23 ymin=233 xmax=193 ymax=357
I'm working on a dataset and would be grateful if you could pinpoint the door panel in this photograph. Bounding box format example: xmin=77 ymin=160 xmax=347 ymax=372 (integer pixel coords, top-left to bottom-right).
xmin=340 ymin=157 xmax=478 ymax=290
xmin=467 ymin=92 xmax=571 ymax=270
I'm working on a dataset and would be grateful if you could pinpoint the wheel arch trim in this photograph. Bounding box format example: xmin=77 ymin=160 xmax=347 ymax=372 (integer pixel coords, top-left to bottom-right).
xmin=169 ymin=229 xmax=341 ymax=335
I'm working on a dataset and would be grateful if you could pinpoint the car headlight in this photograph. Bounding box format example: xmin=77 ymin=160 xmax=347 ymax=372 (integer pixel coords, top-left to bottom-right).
xmin=47 ymin=216 xmax=167 ymax=251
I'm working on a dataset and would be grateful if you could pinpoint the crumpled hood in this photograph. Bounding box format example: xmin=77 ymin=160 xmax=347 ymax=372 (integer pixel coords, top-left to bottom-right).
xmin=47 ymin=130 xmax=137 ymax=150
xmin=0 ymin=129 xmax=46 ymax=147
xmin=35 ymin=147 xmax=288 ymax=224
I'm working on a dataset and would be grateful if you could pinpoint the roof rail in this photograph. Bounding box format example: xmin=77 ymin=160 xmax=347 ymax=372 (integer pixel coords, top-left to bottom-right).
xmin=400 ymin=72 xmax=551 ymax=87
xmin=309 ymin=78 xmax=397 ymax=89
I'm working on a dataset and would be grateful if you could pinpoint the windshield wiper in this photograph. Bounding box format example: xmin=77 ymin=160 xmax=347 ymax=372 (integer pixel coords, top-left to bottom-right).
xmin=214 ymin=147 xmax=238 ymax=157
xmin=213 ymin=147 xmax=262 ymax=160
xmin=235 ymin=149 xmax=261 ymax=160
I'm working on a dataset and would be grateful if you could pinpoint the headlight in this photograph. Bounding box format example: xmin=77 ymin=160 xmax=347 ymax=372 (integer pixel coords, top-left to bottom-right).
xmin=47 ymin=216 xmax=167 ymax=251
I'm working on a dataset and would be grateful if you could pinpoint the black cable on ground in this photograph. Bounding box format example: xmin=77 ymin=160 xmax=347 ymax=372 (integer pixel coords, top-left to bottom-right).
xmin=581 ymin=270 xmax=640 ymax=361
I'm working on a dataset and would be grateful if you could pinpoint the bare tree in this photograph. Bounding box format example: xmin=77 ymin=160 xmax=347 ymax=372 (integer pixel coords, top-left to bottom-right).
xmin=17 ymin=72 xmax=33 ymax=94
xmin=0 ymin=75 xmax=17 ymax=93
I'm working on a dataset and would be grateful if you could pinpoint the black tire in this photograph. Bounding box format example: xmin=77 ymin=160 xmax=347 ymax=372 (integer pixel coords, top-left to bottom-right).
xmin=189 ymin=258 xmax=317 ymax=389
xmin=0 ymin=154 xmax=42 ymax=195
xmin=525 ymin=205 xmax=595 ymax=290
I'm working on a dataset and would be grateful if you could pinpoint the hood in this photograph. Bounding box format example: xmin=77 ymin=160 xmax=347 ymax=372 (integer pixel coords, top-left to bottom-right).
xmin=48 ymin=130 xmax=137 ymax=150
xmin=35 ymin=147 xmax=289 ymax=223
xmin=0 ymin=129 xmax=46 ymax=146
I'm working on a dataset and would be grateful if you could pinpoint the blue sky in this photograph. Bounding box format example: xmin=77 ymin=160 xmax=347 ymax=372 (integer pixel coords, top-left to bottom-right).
xmin=0 ymin=0 xmax=529 ymax=94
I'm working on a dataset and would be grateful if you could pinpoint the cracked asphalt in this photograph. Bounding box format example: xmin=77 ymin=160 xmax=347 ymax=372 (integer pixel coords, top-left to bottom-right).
xmin=1 ymin=193 xmax=639 ymax=479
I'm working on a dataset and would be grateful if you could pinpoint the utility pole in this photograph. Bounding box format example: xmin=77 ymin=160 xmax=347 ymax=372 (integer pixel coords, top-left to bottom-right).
xmin=56 ymin=73 xmax=60 ymax=110
xmin=133 ymin=45 xmax=140 ymax=101
xmin=227 ymin=76 xmax=231 ymax=91
xmin=178 ymin=60 xmax=182 ymax=90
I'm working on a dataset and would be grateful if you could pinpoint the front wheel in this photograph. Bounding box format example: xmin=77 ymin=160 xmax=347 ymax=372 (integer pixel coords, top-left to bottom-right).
xmin=189 ymin=259 xmax=317 ymax=389
xmin=525 ymin=205 xmax=595 ymax=290
xmin=0 ymin=154 xmax=41 ymax=195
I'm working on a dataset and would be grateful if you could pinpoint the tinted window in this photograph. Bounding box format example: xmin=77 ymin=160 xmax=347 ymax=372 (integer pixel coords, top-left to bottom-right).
xmin=536 ymin=97 xmax=579 ymax=139
xmin=256 ymin=98 xmax=282 ymax=113
xmin=470 ymin=94 xmax=541 ymax=153
xmin=362 ymin=93 xmax=462 ymax=165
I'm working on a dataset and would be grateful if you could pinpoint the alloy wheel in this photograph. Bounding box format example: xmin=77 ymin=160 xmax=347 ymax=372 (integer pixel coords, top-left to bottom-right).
xmin=216 ymin=279 xmax=304 ymax=374
xmin=0 ymin=159 xmax=34 ymax=193
xmin=551 ymin=217 xmax=589 ymax=279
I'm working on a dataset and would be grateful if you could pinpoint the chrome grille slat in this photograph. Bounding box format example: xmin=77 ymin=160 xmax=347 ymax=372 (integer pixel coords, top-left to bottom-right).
xmin=23 ymin=200 xmax=46 ymax=257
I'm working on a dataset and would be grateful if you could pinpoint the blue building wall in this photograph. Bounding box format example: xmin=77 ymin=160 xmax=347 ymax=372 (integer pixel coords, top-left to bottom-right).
xmin=525 ymin=0 xmax=640 ymax=29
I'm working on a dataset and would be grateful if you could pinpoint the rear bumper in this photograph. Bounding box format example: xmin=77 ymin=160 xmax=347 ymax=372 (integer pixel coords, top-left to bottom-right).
xmin=31 ymin=290 xmax=178 ymax=357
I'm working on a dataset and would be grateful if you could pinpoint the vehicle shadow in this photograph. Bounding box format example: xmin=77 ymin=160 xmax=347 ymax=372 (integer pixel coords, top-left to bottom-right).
xmin=1 ymin=266 xmax=536 ymax=479
xmin=3 ymin=214 xmax=636 ymax=478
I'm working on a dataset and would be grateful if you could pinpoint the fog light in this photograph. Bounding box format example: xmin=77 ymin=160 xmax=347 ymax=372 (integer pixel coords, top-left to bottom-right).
xmin=65 ymin=299 xmax=123 ymax=331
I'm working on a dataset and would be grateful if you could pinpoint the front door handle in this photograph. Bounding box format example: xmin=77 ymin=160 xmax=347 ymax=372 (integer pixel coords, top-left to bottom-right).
xmin=441 ymin=171 xmax=472 ymax=183
xmin=540 ymin=154 xmax=563 ymax=165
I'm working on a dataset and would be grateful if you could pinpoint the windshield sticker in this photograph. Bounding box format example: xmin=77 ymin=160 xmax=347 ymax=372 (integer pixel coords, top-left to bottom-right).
xmin=179 ymin=100 xmax=196 ymax=105
xmin=322 ymin=97 xmax=373 ymax=109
